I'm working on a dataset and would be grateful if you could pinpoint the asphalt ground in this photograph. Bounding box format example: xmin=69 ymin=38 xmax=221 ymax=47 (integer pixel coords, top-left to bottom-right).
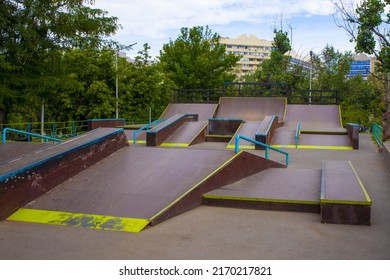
xmin=0 ymin=133 xmax=389 ymax=260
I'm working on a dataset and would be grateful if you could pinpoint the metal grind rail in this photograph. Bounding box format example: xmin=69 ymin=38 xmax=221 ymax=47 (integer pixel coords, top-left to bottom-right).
xmin=235 ymin=134 xmax=289 ymax=166
xmin=133 ymin=119 xmax=165 ymax=143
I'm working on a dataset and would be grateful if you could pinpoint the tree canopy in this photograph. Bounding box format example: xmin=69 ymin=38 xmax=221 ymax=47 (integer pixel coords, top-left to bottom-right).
xmin=159 ymin=26 xmax=240 ymax=89
xmin=333 ymin=0 xmax=390 ymax=111
xmin=0 ymin=0 xmax=119 ymax=124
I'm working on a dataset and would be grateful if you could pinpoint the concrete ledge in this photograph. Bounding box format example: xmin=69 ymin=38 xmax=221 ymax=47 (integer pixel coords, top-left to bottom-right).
xmin=146 ymin=114 xmax=197 ymax=146
xmin=320 ymin=160 xmax=371 ymax=225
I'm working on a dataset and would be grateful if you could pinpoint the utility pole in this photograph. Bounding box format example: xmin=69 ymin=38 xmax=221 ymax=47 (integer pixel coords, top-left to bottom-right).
xmin=309 ymin=50 xmax=313 ymax=104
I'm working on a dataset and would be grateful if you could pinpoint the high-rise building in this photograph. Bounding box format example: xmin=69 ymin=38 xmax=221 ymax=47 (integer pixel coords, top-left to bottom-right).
xmin=219 ymin=34 xmax=273 ymax=76
xmin=347 ymin=53 xmax=374 ymax=78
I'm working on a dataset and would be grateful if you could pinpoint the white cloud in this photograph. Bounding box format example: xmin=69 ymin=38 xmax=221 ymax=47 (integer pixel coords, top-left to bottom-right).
xmin=90 ymin=0 xmax=357 ymax=57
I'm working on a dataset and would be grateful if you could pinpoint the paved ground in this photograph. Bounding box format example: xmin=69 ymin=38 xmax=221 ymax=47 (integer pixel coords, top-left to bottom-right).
xmin=0 ymin=133 xmax=389 ymax=260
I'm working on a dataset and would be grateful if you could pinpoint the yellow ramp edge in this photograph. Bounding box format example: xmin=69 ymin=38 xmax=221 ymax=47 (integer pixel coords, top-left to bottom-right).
xmin=160 ymin=143 xmax=189 ymax=147
xmin=7 ymin=208 xmax=149 ymax=233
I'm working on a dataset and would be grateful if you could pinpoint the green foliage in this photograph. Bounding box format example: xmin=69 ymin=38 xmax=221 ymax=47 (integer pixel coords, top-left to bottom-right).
xmin=243 ymin=29 xmax=308 ymax=93
xmin=334 ymin=0 xmax=390 ymax=112
xmin=0 ymin=0 xmax=119 ymax=124
xmin=159 ymin=26 xmax=240 ymax=89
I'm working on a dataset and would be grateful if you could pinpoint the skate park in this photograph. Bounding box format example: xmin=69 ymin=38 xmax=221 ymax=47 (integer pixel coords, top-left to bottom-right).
xmin=0 ymin=95 xmax=390 ymax=259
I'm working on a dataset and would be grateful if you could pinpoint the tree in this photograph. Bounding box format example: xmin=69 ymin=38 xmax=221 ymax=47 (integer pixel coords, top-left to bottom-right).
xmin=244 ymin=29 xmax=307 ymax=92
xmin=121 ymin=44 xmax=173 ymax=123
xmin=333 ymin=0 xmax=390 ymax=111
xmin=159 ymin=26 xmax=240 ymax=89
xmin=0 ymin=0 xmax=119 ymax=125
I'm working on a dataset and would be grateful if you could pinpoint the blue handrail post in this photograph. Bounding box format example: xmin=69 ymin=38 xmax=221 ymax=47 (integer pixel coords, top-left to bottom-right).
xmin=72 ymin=121 xmax=76 ymax=137
xmin=234 ymin=135 xmax=240 ymax=154
xmin=234 ymin=134 xmax=289 ymax=166
xmin=295 ymin=122 xmax=301 ymax=148
xmin=27 ymin=123 xmax=31 ymax=142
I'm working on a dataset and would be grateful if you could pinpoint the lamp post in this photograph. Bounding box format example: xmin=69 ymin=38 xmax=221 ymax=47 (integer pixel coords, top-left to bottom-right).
xmin=115 ymin=51 xmax=119 ymax=119
xmin=309 ymin=50 xmax=313 ymax=104
xmin=114 ymin=43 xmax=137 ymax=119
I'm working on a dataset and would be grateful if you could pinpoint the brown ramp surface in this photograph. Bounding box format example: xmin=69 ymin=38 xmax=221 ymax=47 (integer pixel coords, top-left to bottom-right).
xmin=9 ymin=147 xmax=237 ymax=232
xmin=204 ymin=168 xmax=321 ymax=213
xmin=215 ymin=97 xmax=286 ymax=121
xmin=0 ymin=142 xmax=52 ymax=164
xmin=284 ymin=104 xmax=344 ymax=132
xmin=227 ymin=121 xmax=262 ymax=149
xmin=160 ymin=103 xmax=218 ymax=121
xmin=161 ymin=121 xmax=208 ymax=147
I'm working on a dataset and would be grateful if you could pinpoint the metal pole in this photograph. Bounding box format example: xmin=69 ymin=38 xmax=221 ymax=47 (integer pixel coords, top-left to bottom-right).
xmin=115 ymin=51 xmax=119 ymax=119
xmin=309 ymin=50 xmax=313 ymax=104
xmin=41 ymin=99 xmax=45 ymax=142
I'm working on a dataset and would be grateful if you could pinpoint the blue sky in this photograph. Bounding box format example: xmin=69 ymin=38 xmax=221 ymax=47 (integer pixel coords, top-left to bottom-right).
xmin=91 ymin=0 xmax=359 ymax=58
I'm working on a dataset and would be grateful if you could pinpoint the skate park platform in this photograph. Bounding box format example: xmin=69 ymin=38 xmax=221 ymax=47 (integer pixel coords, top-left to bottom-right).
xmin=5 ymin=146 xmax=285 ymax=232
xmin=127 ymin=97 xmax=357 ymax=150
xmin=0 ymin=97 xmax=370 ymax=236
xmin=0 ymin=128 xmax=128 ymax=220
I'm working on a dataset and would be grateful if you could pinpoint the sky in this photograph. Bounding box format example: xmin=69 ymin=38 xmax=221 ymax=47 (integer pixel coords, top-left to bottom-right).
xmin=90 ymin=0 xmax=359 ymax=59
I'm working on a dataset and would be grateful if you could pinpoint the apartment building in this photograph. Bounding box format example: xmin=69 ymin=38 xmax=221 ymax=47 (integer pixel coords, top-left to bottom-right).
xmin=219 ymin=34 xmax=273 ymax=76
xmin=347 ymin=53 xmax=375 ymax=78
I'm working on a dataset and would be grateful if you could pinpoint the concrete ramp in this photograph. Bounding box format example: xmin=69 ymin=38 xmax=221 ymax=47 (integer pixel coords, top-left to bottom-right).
xmin=0 ymin=128 xmax=128 ymax=220
xmin=227 ymin=121 xmax=262 ymax=149
xmin=215 ymin=97 xmax=287 ymax=121
xmin=161 ymin=121 xmax=208 ymax=147
xmin=204 ymin=168 xmax=321 ymax=213
xmin=160 ymin=103 xmax=218 ymax=121
xmin=7 ymin=147 xmax=285 ymax=232
xmin=272 ymin=105 xmax=355 ymax=149
xmin=284 ymin=105 xmax=343 ymax=132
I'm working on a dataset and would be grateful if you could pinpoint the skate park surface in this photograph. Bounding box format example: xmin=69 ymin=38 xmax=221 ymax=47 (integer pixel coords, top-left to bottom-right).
xmin=0 ymin=98 xmax=389 ymax=260
xmin=0 ymin=134 xmax=389 ymax=259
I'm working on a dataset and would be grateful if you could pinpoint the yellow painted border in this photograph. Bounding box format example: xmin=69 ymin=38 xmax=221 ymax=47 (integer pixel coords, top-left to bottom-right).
xmin=8 ymin=208 xmax=149 ymax=233
xmin=160 ymin=143 xmax=189 ymax=147
xmin=349 ymin=161 xmax=372 ymax=204
xmin=203 ymin=194 xmax=319 ymax=205
xmin=271 ymin=144 xmax=353 ymax=150
xmin=159 ymin=103 xmax=171 ymax=120
xmin=227 ymin=144 xmax=255 ymax=150
xmin=129 ymin=140 xmax=146 ymax=144
xmin=150 ymin=151 xmax=244 ymax=221
xmin=320 ymin=161 xmax=371 ymax=206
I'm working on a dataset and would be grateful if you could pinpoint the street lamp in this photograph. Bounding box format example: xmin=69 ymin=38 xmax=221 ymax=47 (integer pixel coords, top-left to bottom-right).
xmin=309 ymin=50 xmax=313 ymax=104
xmin=115 ymin=43 xmax=137 ymax=119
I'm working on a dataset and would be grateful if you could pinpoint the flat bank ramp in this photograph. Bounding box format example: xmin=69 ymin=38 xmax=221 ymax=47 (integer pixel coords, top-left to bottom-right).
xmin=284 ymin=105 xmax=344 ymax=132
xmin=0 ymin=128 xmax=128 ymax=220
xmin=204 ymin=168 xmax=321 ymax=213
xmin=227 ymin=121 xmax=262 ymax=149
xmin=215 ymin=97 xmax=286 ymax=121
xmin=160 ymin=103 xmax=218 ymax=121
xmin=7 ymin=147 xmax=284 ymax=232
xmin=161 ymin=121 xmax=208 ymax=147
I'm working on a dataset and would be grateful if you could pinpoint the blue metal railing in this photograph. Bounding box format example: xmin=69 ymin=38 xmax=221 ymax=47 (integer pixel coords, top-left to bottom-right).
xmin=235 ymin=134 xmax=289 ymax=166
xmin=0 ymin=120 xmax=88 ymax=142
xmin=295 ymin=122 xmax=301 ymax=148
xmin=133 ymin=119 xmax=165 ymax=143
xmin=371 ymin=122 xmax=382 ymax=147
xmin=2 ymin=128 xmax=63 ymax=143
